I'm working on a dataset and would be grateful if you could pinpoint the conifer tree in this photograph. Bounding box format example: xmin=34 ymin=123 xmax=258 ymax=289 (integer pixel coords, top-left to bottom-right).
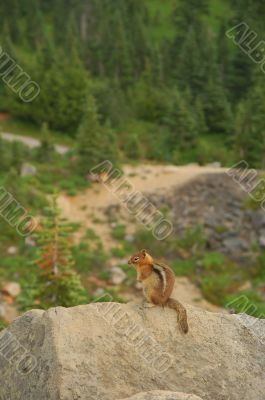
xmin=194 ymin=97 xmax=208 ymax=134
xmin=235 ymin=82 xmax=265 ymax=168
xmin=77 ymin=95 xmax=119 ymax=175
xmin=0 ymin=138 xmax=11 ymax=172
xmin=36 ymin=122 xmax=55 ymax=163
xmin=203 ymin=63 xmax=233 ymax=134
xmin=168 ymin=90 xmax=197 ymax=150
xmin=34 ymin=198 xmax=88 ymax=308
xmin=11 ymin=141 xmax=24 ymax=172
xmin=77 ymin=94 xmax=104 ymax=175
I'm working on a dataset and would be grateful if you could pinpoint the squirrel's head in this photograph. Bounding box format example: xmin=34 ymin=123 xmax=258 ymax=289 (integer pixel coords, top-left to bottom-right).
xmin=128 ymin=249 xmax=153 ymax=267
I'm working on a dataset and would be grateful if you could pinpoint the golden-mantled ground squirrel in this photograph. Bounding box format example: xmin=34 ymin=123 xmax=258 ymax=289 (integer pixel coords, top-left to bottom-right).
xmin=128 ymin=249 xmax=188 ymax=334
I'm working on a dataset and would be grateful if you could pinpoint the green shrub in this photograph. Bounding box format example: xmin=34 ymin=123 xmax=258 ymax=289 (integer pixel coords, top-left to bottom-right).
xmin=176 ymin=225 xmax=206 ymax=252
xmin=224 ymin=291 xmax=265 ymax=318
xmin=111 ymin=224 xmax=126 ymax=240
xmin=201 ymin=252 xmax=224 ymax=270
xmin=171 ymin=259 xmax=195 ymax=276
xmin=111 ymin=247 xmax=127 ymax=258
xmin=200 ymin=273 xmax=234 ymax=305
xmin=0 ymin=319 xmax=7 ymax=331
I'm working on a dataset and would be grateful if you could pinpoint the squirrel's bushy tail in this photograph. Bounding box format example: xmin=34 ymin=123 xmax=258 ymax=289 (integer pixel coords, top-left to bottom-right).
xmin=166 ymin=298 xmax=188 ymax=334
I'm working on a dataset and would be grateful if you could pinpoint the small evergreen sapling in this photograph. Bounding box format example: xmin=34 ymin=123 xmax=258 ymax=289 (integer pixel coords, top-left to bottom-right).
xmin=34 ymin=198 xmax=88 ymax=308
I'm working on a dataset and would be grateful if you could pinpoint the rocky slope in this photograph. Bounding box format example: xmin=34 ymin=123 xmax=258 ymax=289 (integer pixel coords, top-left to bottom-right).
xmin=0 ymin=301 xmax=264 ymax=400
xmin=145 ymin=172 xmax=265 ymax=264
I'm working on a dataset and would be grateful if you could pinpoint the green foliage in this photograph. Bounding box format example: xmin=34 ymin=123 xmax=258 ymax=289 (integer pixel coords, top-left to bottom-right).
xmin=72 ymin=242 xmax=108 ymax=274
xmin=176 ymin=225 xmax=206 ymax=253
xmin=111 ymin=247 xmax=127 ymax=258
xmin=9 ymin=61 xmax=89 ymax=133
xmin=111 ymin=224 xmax=126 ymax=240
xmin=0 ymin=319 xmax=7 ymax=331
xmin=77 ymin=95 xmax=119 ymax=176
xmin=0 ymin=0 xmax=262 ymax=166
xmin=35 ymin=123 xmax=55 ymax=163
xmin=31 ymin=199 xmax=88 ymax=309
xmin=201 ymin=252 xmax=224 ymax=270
xmin=200 ymin=273 xmax=234 ymax=304
xmin=235 ymin=81 xmax=265 ymax=169
xmin=133 ymin=228 xmax=167 ymax=258
xmin=224 ymin=291 xmax=265 ymax=318
xmin=171 ymin=259 xmax=195 ymax=276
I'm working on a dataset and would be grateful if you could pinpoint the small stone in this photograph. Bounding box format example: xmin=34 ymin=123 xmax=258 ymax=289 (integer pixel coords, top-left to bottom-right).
xmin=7 ymin=246 xmax=18 ymax=255
xmin=1 ymin=282 xmax=21 ymax=298
xmin=124 ymin=234 xmax=134 ymax=242
xmin=250 ymin=210 xmax=265 ymax=231
xmin=223 ymin=237 xmax=249 ymax=253
xmin=207 ymin=161 xmax=221 ymax=168
xmin=259 ymin=235 xmax=265 ymax=248
xmin=25 ymin=236 xmax=36 ymax=247
xmin=238 ymin=281 xmax=252 ymax=291
xmin=110 ymin=266 xmax=126 ymax=285
xmin=93 ymin=288 xmax=105 ymax=298
xmin=20 ymin=163 xmax=37 ymax=177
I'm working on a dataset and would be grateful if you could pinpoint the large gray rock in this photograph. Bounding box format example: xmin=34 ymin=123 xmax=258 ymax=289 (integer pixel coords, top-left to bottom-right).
xmin=0 ymin=302 xmax=264 ymax=400
xmin=121 ymin=390 xmax=203 ymax=400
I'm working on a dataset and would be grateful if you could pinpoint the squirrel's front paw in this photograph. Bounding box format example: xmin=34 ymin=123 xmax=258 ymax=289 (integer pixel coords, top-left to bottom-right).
xmin=143 ymin=302 xmax=156 ymax=308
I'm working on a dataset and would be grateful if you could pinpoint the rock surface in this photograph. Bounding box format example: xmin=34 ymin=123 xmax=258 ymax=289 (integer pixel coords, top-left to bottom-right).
xmin=0 ymin=302 xmax=264 ymax=400
xmin=121 ymin=390 xmax=203 ymax=400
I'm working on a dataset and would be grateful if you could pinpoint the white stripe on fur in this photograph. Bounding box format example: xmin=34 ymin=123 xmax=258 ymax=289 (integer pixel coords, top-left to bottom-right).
xmin=153 ymin=264 xmax=167 ymax=294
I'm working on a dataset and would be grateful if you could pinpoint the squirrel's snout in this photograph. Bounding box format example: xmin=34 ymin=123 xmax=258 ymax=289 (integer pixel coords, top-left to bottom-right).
xmin=128 ymin=259 xmax=132 ymax=265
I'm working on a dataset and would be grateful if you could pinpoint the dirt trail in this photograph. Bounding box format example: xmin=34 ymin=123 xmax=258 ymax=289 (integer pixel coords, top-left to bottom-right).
xmin=57 ymin=164 xmax=227 ymax=246
xmin=1 ymin=132 xmax=69 ymax=154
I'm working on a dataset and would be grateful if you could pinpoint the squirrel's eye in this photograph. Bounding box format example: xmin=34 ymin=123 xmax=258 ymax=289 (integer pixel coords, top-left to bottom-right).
xmin=134 ymin=257 xmax=139 ymax=261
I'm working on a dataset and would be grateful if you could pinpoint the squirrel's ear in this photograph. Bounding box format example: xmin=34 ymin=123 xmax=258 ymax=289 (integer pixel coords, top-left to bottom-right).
xmin=141 ymin=249 xmax=147 ymax=256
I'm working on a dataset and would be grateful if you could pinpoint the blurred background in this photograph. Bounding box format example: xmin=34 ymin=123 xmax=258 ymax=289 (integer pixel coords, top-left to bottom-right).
xmin=0 ymin=0 xmax=265 ymax=330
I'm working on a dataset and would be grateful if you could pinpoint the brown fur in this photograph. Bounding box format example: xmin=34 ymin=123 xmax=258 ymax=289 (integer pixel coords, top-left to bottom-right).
xmin=128 ymin=249 xmax=189 ymax=334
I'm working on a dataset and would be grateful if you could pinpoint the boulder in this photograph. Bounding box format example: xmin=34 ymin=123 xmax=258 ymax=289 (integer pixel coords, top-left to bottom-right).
xmin=121 ymin=391 xmax=203 ymax=400
xmin=0 ymin=302 xmax=264 ymax=400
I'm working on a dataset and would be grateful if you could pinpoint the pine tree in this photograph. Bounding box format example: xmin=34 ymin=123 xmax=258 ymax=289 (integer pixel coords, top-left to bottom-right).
xmin=0 ymin=138 xmax=11 ymax=172
xmin=235 ymin=82 xmax=265 ymax=168
xmin=77 ymin=94 xmax=104 ymax=175
xmin=174 ymin=26 xmax=204 ymax=94
xmin=168 ymin=90 xmax=197 ymax=150
xmin=77 ymin=95 xmax=119 ymax=175
xmin=194 ymin=97 xmax=208 ymax=134
xmin=11 ymin=141 xmax=24 ymax=172
xmin=203 ymin=62 xmax=233 ymax=134
xmin=36 ymin=122 xmax=55 ymax=163
xmin=34 ymin=198 xmax=88 ymax=308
